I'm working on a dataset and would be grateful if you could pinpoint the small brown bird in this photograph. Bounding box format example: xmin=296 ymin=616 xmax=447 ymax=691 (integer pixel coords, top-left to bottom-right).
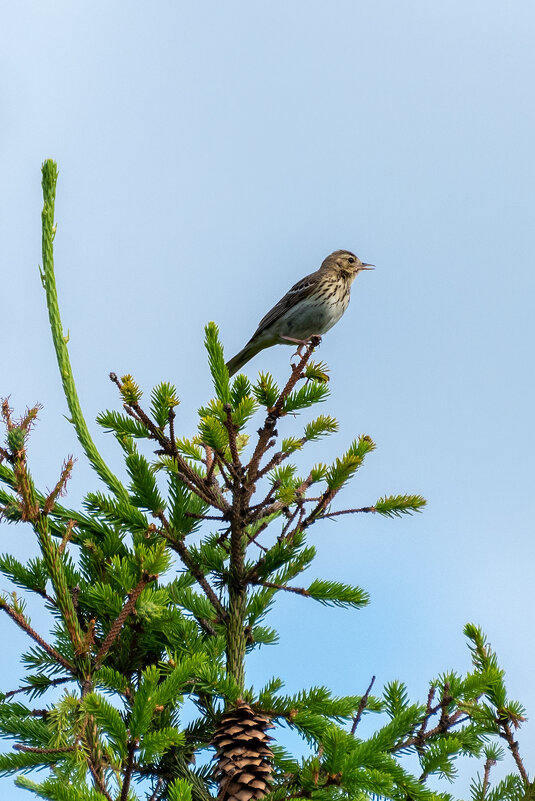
xmin=226 ymin=250 xmax=374 ymax=376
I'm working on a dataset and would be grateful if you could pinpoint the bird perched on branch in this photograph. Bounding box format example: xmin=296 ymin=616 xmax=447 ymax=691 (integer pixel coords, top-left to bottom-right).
xmin=226 ymin=249 xmax=374 ymax=376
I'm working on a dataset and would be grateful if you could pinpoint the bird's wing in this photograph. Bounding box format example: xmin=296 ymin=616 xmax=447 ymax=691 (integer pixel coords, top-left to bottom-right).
xmin=250 ymin=269 xmax=321 ymax=339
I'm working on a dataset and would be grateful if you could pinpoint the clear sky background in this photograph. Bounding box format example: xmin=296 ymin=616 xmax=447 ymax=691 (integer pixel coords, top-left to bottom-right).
xmin=2 ymin=2 xmax=535 ymax=797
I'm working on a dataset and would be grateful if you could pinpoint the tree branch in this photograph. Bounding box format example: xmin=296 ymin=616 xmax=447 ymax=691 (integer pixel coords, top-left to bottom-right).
xmin=318 ymin=506 xmax=376 ymax=518
xmin=95 ymin=572 xmax=156 ymax=667
xmin=14 ymin=744 xmax=77 ymax=754
xmin=256 ymin=441 xmax=304 ymax=480
xmin=351 ymin=676 xmax=376 ymax=735
xmin=0 ymin=599 xmax=75 ymax=674
xmin=391 ymin=685 xmax=470 ymax=753
xmin=4 ymin=676 xmax=72 ymax=699
xmin=222 ymin=404 xmax=241 ymax=468
xmin=87 ymin=757 xmax=113 ymax=801
xmin=482 ymin=754 xmax=497 ymax=799
xmin=110 ymin=373 xmax=229 ymax=512
xmin=499 ymin=718 xmax=529 ymax=785
xmin=156 ymin=512 xmax=228 ymax=622
xmin=40 ymin=161 xmax=129 ymax=503
xmin=147 ymin=776 xmax=165 ymax=801
xmin=119 ymin=741 xmax=137 ymax=801
xmin=252 ymin=580 xmax=309 ymax=597
xmin=246 ymin=338 xmax=319 ymax=486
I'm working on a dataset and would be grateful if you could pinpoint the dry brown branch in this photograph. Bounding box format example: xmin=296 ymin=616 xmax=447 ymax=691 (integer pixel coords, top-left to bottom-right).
xmin=252 ymin=580 xmax=310 ymax=597
xmin=57 ymin=518 xmax=77 ymax=555
xmin=147 ymin=776 xmax=165 ymax=801
xmin=4 ymin=676 xmax=72 ymax=699
xmin=14 ymin=744 xmax=77 ymax=754
xmin=391 ymin=684 xmax=470 ymax=753
xmin=0 ymin=599 xmax=75 ymax=674
xmin=318 ymin=506 xmax=376 ymax=518
xmin=351 ymin=676 xmax=376 ymax=735
xmin=256 ymin=440 xmax=305 ymax=480
xmin=119 ymin=741 xmax=137 ymax=801
xmin=43 ymin=457 xmax=75 ymax=515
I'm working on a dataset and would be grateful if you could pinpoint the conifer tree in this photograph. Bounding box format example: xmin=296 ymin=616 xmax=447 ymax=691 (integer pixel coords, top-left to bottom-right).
xmin=0 ymin=160 xmax=532 ymax=801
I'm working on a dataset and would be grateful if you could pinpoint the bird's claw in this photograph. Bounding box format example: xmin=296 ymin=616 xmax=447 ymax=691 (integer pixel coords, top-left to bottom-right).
xmin=289 ymin=335 xmax=322 ymax=370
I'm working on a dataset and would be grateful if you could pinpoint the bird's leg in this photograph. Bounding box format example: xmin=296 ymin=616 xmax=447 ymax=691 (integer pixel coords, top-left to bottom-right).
xmin=280 ymin=336 xmax=309 ymax=360
xmin=281 ymin=335 xmax=308 ymax=346
xmin=281 ymin=335 xmax=322 ymax=363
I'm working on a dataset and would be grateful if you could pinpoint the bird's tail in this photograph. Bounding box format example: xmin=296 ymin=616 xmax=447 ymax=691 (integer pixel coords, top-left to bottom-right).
xmin=226 ymin=340 xmax=267 ymax=376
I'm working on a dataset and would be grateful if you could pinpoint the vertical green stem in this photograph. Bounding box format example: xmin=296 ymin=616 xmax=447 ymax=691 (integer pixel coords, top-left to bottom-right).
xmin=226 ymin=480 xmax=247 ymax=689
xmin=226 ymin=586 xmax=247 ymax=689
xmin=40 ymin=161 xmax=128 ymax=502
xmin=35 ymin=514 xmax=85 ymax=655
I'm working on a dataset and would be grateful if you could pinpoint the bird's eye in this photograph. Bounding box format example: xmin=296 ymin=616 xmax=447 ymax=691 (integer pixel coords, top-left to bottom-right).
xmin=348 ymin=257 xmax=355 ymax=264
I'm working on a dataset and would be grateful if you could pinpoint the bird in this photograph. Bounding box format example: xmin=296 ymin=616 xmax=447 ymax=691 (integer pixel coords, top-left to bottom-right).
xmin=226 ymin=249 xmax=374 ymax=376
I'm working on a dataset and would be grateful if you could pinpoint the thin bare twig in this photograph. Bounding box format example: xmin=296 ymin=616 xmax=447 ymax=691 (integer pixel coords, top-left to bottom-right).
xmin=246 ymin=520 xmax=269 ymax=551
xmin=256 ymin=441 xmax=304 ymax=480
xmin=4 ymin=676 xmax=72 ymax=698
xmin=318 ymin=506 xmax=376 ymax=518
xmin=300 ymin=487 xmax=338 ymax=531
xmin=14 ymin=744 xmax=77 ymax=754
xmin=148 ymin=776 xmax=165 ymax=801
xmin=414 ymin=686 xmax=437 ymax=753
xmin=247 ymin=481 xmax=281 ymax=516
xmin=31 ymin=586 xmax=57 ymax=606
xmin=278 ymin=506 xmax=300 ymax=542
xmin=391 ymin=685 xmax=470 ymax=753
xmin=87 ymin=758 xmax=113 ymax=801
xmin=205 ymin=453 xmax=217 ymax=486
xmin=351 ymin=676 xmax=376 ymax=735
xmin=212 ymin=450 xmax=235 ymax=489
xmin=119 ymin=741 xmax=137 ymax=801
xmin=252 ymin=580 xmax=309 ymax=597
xmin=0 ymin=600 xmax=75 ymax=674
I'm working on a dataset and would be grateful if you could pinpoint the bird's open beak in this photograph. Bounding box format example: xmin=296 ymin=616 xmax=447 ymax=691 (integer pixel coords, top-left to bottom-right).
xmin=359 ymin=263 xmax=375 ymax=270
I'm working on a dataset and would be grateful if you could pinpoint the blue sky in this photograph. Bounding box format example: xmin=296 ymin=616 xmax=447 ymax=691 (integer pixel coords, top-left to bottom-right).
xmin=2 ymin=1 xmax=535 ymax=796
